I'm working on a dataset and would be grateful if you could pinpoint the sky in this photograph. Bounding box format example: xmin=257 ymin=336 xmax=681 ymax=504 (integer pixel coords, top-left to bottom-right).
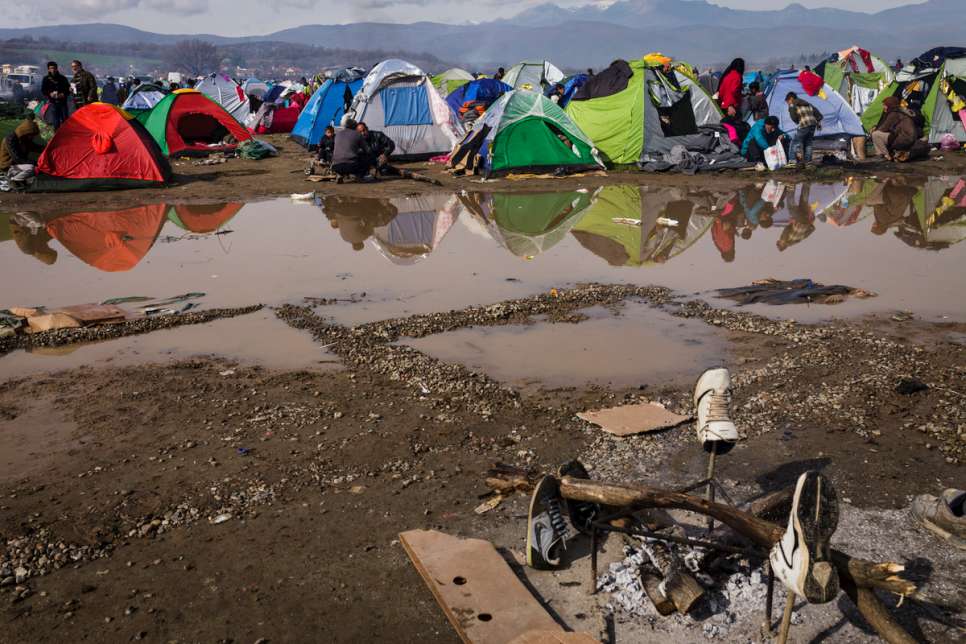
xmin=0 ymin=0 xmax=924 ymax=36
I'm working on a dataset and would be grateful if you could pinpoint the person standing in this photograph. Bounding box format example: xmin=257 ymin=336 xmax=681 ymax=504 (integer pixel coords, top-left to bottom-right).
xmin=742 ymin=82 xmax=768 ymax=122
xmin=41 ymin=62 xmax=71 ymax=129
xmin=71 ymin=60 xmax=98 ymax=107
xmin=100 ymin=76 xmax=119 ymax=105
xmin=785 ymin=92 xmax=823 ymax=167
xmin=717 ymin=58 xmax=745 ymax=118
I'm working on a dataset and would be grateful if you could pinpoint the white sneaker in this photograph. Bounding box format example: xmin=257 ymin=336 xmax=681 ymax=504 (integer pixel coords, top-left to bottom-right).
xmin=755 ymin=162 xmax=767 ymax=172
xmin=769 ymin=471 xmax=840 ymax=604
xmin=693 ymin=368 xmax=738 ymax=447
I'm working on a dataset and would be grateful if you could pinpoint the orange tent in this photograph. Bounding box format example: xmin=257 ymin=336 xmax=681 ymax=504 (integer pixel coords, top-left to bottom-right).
xmin=45 ymin=203 xmax=168 ymax=272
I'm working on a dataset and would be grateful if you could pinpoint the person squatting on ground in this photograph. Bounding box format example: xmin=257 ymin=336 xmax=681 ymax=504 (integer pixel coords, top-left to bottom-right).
xmin=331 ymin=119 xmax=372 ymax=181
xmin=356 ymin=122 xmax=397 ymax=177
xmin=42 ymin=61 xmax=70 ymax=130
xmin=315 ymin=125 xmax=336 ymax=164
xmin=741 ymin=115 xmax=786 ymax=165
xmin=872 ymin=96 xmax=922 ymax=161
xmin=0 ymin=112 xmax=42 ymax=188
xmin=785 ymin=92 xmax=823 ymax=166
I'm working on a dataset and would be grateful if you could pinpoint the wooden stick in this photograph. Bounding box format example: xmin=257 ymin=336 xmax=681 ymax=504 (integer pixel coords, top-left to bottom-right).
xmin=762 ymin=560 xmax=775 ymax=636
xmin=777 ymin=593 xmax=795 ymax=644
xmin=706 ymin=445 xmax=717 ymax=533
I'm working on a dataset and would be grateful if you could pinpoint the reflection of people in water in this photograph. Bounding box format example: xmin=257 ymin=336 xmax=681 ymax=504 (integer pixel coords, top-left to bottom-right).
xmin=712 ymin=195 xmax=742 ymax=262
xmin=867 ymin=178 xmax=918 ymax=236
xmin=5 ymin=215 xmax=58 ymax=265
xmin=777 ymin=184 xmax=817 ymax=251
xmin=320 ymin=195 xmax=398 ymax=251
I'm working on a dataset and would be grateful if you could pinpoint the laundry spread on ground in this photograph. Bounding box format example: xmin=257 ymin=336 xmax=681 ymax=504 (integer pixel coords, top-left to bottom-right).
xmin=715 ymin=278 xmax=877 ymax=305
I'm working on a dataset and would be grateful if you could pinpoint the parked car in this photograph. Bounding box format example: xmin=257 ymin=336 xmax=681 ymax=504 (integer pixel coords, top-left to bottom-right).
xmin=0 ymin=74 xmax=26 ymax=104
xmin=6 ymin=72 xmax=40 ymax=99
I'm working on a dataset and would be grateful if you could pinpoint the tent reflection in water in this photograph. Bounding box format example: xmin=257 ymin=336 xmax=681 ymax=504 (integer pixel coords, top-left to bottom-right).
xmin=44 ymin=203 xmax=168 ymax=272
xmin=900 ymin=176 xmax=966 ymax=249
xmin=570 ymin=185 xmax=718 ymax=267
xmin=458 ymin=190 xmax=597 ymax=259
xmin=167 ymin=203 xmax=244 ymax=234
xmin=371 ymin=195 xmax=462 ymax=265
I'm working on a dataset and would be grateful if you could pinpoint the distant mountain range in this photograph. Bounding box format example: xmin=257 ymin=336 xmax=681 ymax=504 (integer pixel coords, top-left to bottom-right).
xmin=0 ymin=0 xmax=960 ymax=69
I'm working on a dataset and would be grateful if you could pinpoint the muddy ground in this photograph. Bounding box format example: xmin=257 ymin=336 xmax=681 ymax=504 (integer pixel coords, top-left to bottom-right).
xmin=2 ymin=134 xmax=966 ymax=215
xmin=1 ymin=283 xmax=963 ymax=643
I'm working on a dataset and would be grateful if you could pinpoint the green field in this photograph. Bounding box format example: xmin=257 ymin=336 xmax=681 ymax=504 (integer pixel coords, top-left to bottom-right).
xmin=3 ymin=47 xmax=161 ymax=74
xmin=0 ymin=118 xmax=17 ymax=141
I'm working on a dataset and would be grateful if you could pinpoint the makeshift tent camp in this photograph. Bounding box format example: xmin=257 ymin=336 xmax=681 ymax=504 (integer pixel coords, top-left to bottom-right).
xmin=566 ymin=58 xmax=722 ymax=165
xmin=571 ymin=185 xmax=718 ymax=267
xmin=448 ymin=89 xmax=603 ymax=178
xmin=167 ymin=203 xmax=243 ymax=233
xmin=432 ymin=68 xmax=475 ymax=97
xmin=816 ymin=47 xmax=894 ymax=115
xmin=862 ymin=47 xmax=966 ymax=145
xmin=458 ymin=190 xmax=597 ymax=259
xmin=763 ymin=71 xmax=865 ymax=145
xmin=245 ymin=93 xmax=306 ymax=134
xmin=345 ymin=59 xmax=460 ymax=159
xmin=291 ymin=70 xmax=365 ymax=148
xmin=122 ymin=83 xmax=169 ymax=112
xmin=195 ymin=73 xmax=250 ymax=123
xmin=31 ymin=103 xmax=172 ymax=192
xmin=44 ymin=203 xmax=167 ymax=272
xmin=136 ymin=90 xmax=252 ymax=157
xmin=371 ymin=195 xmax=461 ymax=265
xmin=444 ymin=78 xmax=512 ymax=124
xmin=503 ymin=61 xmax=565 ymax=91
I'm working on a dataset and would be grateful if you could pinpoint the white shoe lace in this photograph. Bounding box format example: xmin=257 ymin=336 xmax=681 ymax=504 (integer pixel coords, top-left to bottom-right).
xmin=705 ymin=390 xmax=733 ymax=424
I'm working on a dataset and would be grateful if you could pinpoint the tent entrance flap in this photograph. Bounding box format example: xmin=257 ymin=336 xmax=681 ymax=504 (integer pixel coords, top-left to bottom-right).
xmin=382 ymin=86 xmax=432 ymax=126
xmin=657 ymin=91 xmax=698 ymax=137
xmin=177 ymin=113 xmax=229 ymax=145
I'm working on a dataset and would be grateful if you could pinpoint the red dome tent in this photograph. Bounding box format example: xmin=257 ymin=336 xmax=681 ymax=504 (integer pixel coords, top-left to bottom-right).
xmin=168 ymin=203 xmax=243 ymax=233
xmin=32 ymin=103 xmax=172 ymax=192
xmin=45 ymin=203 xmax=168 ymax=272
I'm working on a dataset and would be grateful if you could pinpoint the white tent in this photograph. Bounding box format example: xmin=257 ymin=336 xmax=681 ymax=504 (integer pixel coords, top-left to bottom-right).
xmin=121 ymin=83 xmax=167 ymax=111
xmin=371 ymin=194 xmax=461 ymax=265
xmin=503 ymin=61 xmax=565 ymax=91
xmin=345 ymin=59 xmax=460 ymax=159
xmin=195 ymin=73 xmax=250 ymax=123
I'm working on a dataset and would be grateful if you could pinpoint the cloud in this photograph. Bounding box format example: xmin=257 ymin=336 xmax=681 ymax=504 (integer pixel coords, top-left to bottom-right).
xmin=12 ymin=0 xmax=208 ymax=20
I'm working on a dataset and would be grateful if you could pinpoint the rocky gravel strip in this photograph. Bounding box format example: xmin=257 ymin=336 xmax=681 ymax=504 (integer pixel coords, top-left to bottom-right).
xmin=0 ymin=305 xmax=264 ymax=356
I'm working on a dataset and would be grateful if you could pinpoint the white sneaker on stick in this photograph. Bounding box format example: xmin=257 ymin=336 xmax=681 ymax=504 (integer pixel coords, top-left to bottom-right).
xmin=694 ymin=368 xmax=738 ymax=449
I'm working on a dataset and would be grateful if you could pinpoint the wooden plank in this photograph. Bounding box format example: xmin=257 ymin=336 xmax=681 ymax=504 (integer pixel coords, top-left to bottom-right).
xmin=400 ymin=529 xmax=580 ymax=644
xmin=508 ymin=631 xmax=599 ymax=644
xmin=54 ymin=304 xmax=127 ymax=324
xmin=577 ymin=402 xmax=690 ymax=437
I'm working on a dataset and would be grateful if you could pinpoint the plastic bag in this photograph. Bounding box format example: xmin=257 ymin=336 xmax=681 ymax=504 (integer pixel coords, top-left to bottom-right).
xmin=764 ymin=142 xmax=787 ymax=171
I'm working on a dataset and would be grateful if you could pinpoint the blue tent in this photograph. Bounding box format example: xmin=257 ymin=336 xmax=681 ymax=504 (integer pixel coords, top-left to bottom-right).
xmin=291 ymin=77 xmax=364 ymax=148
xmin=445 ymin=78 xmax=512 ymax=115
xmin=763 ymin=71 xmax=864 ymax=139
xmin=743 ymin=71 xmax=765 ymax=87
xmin=263 ymin=84 xmax=286 ymax=105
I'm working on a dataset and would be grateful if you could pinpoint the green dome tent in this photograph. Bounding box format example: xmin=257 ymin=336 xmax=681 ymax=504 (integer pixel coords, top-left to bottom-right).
xmin=135 ymin=89 xmax=252 ymax=157
xmin=432 ymin=68 xmax=475 ymax=98
xmin=458 ymin=190 xmax=597 ymax=259
xmin=449 ymin=89 xmax=603 ymax=178
xmin=816 ymin=46 xmax=894 ymax=115
xmin=565 ymin=58 xmax=722 ymax=166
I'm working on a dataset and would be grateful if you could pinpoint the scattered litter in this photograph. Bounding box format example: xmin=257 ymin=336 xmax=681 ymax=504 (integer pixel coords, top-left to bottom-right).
xmin=577 ymin=402 xmax=691 ymax=437
xmin=349 ymin=485 xmax=366 ymax=494
xmin=210 ymin=513 xmax=232 ymax=524
xmin=290 ymin=192 xmax=315 ymax=201
xmin=237 ymin=447 xmax=251 ymax=456
xmin=611 ymin=217 xmax=642 ymax=226
xmin=219 ymin=369 xmax=236 ymax=377
xmin=474 ymin=495 xmax=504 ymax=515
xmin=891 ymin=311 xmax=915 ymax=322
xmin=416 ymin=380 xmax=431 ymax=395
xmin=655 ymin=217 xmax=679 ymax=226
xmin=896 ymin=378 xmax=929 ymax=395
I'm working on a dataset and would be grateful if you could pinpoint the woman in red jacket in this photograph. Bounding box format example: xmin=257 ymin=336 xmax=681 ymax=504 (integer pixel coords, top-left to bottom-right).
xmin=718 ymin=58 xmax=745 ymax=117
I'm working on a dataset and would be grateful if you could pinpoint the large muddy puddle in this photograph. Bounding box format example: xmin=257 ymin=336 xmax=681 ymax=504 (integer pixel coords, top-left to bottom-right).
xmin=402 ymin=304 xmax=726 ymax=389
xmin=1 ymin=175 xmax=964 ymax=373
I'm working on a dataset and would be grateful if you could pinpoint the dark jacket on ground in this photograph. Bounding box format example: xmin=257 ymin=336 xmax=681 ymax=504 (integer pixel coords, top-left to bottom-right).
xmin=41 ymin=72 xmax=70 ymax=103
xmin=332 ymin=129 xmax=370 ymax=166
xmin=72 ymin=69 xmax=98 ymax=106
xmin=363 ymin=130 xmax=395 ymax=158
xmin=875 ymin=108 xmax=920 ymax=151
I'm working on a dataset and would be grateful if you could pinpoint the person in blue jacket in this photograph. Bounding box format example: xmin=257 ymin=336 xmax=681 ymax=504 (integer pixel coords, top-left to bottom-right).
xmin=741 ymin=115 xmax=786 ymax=165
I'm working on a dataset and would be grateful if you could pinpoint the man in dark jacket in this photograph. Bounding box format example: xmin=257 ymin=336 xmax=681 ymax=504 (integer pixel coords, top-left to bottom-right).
xmin=41 ymin=61 xmax=70 ymax=129
xmin=331 ymin=119 xmax=372 ymax=182
xmin=356 ymin=122 xmax=397 ymax=176
xmin=71 ymin=60 xmax=98 ymax=107
xmin=872 ymin=96 xmax=921 ymax=161
xmin=101 ymin=77 xmax=119 ymax=105
xmin=785 ymin=92 xmax=823 ymax=166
